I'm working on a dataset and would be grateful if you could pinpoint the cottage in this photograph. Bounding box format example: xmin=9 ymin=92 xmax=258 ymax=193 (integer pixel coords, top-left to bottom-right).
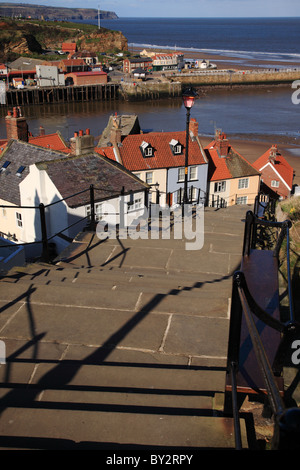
xmin=253 ymin=145 xmax=294 ymax=199
xmin=205 ymin=130 xmax=260 ymax=207
xmin=97 ymin=116 xmax=208 ymax=206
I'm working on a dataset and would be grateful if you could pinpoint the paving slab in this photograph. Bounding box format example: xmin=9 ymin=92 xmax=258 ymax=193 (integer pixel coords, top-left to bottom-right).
xmin=0 ymin=205 xmax=254 ymax=450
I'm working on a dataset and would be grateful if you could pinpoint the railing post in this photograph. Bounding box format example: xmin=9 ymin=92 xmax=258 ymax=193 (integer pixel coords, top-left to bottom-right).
xmin=242 ymin=210 xmax=254 ymax=256
xmin=39 ymin=203 xmax=49 ymax=263
xmin=89 ymin=184 xmax=96 ymax=229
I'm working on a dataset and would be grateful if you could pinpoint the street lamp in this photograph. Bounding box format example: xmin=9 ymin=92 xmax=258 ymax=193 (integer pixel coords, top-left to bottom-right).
xmin=182 ymin=87 xmax=198 ymax=207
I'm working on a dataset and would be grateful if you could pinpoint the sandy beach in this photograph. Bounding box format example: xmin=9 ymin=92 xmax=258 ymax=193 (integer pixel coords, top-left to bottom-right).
xmin=132 ymin=46 xmax=300 ymax=71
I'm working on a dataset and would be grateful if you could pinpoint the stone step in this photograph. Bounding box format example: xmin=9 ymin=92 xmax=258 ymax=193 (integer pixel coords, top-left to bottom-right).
xmin=0 ymin=347 xmax=248 ymax=449
xmin=0 ymin=279 xmax=231 ymax=319
xmin=0 ymin=266 xmax=232 ymax=297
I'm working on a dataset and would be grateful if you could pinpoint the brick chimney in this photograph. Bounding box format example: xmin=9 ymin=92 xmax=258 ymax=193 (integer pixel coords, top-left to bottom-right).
xmin=110 ymin=115 xmax=122 ymax=146
xmin=39 ymin=126 xmax=45 ymax=136
xmin=5 ymin=107 xmax=28 ymax=142
xmin=70 ymin=129 xmax=94 ymax=155
xmin=215 ymin=129 xmax=229 ymax=157
xmin=189 ymin=118 xmax=199 ymax=137
xmin=269 ymin=144 xmax=278 ymax=164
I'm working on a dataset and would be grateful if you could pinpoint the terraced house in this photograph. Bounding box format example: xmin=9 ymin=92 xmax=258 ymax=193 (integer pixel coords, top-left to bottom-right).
xmin=205 ymin=130 xmax=260 ymax=207
xmin=97 ymin=116 xmax=208 ymax=206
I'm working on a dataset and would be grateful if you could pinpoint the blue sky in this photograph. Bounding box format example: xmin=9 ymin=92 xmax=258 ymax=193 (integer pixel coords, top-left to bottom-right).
xmin=5 ymin=0 xmax=300 ymax=17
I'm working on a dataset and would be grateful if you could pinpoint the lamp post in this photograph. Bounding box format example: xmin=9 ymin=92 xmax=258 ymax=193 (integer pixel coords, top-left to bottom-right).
xmin=182 ymin=87 xmax=198 ymax=207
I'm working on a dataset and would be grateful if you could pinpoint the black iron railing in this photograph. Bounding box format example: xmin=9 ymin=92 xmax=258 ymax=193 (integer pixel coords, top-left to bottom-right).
xmin=226 ymin=209 xmax=300 ymax=449
xmin=0 ymin=185 xmax=149 ymax=263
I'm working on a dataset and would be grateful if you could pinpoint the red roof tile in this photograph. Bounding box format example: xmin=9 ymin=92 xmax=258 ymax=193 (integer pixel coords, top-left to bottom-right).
xmin=29 ymin=132 xmax=69 ymax=152
xmin=205 ymin=136 xmax=259 ymax=181
xmin=253 ymin=146 xmax=294 ymax=189
xmin=103 ymin=131 xmax=206 ymax=171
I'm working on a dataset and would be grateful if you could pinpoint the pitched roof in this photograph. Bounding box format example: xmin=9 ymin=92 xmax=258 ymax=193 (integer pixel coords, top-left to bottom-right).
xmin=253 ymin=145 xmax=294 ymax=190
xmin=36 ymin=153 xmax=149 ymax=208
xmin=29 ymin=132 xmax=69 ymax=152
xmin=205 ymin=135 xmax=260 ymax=181
xmin=97 ymin=114 xmax=141 ymax=148
xmin=0 ymin=140 xmax=68 ymax=205
xmin=105 ymin=131 xmax=207 ymax=171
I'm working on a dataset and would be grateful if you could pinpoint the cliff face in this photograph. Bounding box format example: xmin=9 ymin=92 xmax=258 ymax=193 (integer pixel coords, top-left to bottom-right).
xmin=0 ymin=18 xmax=128 ymax=61
xmin=0 ymin=4 xmax=118 ymax=20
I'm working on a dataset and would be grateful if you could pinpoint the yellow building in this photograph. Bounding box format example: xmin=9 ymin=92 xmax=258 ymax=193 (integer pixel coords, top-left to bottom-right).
xmin=205 ymin=131 xmax=260 ymax=207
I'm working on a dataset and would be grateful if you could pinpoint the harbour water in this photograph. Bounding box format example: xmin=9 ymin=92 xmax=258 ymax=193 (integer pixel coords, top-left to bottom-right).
xmin=0 ymin=86 xmax=299 ymax=144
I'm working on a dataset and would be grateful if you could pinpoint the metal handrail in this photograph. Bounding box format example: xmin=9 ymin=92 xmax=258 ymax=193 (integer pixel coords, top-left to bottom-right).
xmin=227 ymin=209 xmax=300 ymax=449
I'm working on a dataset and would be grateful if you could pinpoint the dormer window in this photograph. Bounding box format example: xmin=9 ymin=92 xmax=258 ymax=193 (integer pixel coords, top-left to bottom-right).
xmin=169 ymin=139 xmax=183 ymax=155
xmin=140 ymin=141 xmax=154 ymax=158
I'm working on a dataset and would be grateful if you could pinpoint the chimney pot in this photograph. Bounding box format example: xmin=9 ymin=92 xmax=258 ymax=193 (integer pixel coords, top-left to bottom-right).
xmin=86 ymin=128 xmax=90 ymax=135
xmin=79 ymin=130 xmax=84 ymax=136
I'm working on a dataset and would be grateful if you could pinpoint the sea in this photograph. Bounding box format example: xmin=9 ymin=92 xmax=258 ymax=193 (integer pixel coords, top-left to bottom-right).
xmin=1 ymin=17 xmax=300 ymax=146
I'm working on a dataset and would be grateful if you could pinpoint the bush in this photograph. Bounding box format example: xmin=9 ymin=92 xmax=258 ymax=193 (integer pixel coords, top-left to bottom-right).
xmin=280 ymin=196 xmax=300 ymax=221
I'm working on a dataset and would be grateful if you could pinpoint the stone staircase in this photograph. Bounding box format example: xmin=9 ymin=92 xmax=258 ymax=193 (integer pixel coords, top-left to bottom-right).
xmin=0 ymin=205 xmax=256 ymax=450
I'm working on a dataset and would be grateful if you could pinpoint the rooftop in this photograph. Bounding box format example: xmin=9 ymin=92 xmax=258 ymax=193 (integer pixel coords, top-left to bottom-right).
xmin=109 ymin=130 xmax=207 ymax=171
xmin=36 ymin=152 xmax=148 ymax=208
xmin=205 ymin=132 xmax=260 ymax=182
xmin=253 ymin=145 xmax=294 ymax=190
xmin=0 ymin=140 xmax=70 ymax=205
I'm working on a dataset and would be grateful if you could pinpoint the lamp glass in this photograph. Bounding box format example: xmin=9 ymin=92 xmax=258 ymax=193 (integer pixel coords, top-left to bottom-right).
xmin=183 ymin=95 xmax=195 ymax=109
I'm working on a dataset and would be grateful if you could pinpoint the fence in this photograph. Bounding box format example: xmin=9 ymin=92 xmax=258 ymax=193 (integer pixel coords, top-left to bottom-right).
xmin=226 ymin=206 xmax=300 ymax=449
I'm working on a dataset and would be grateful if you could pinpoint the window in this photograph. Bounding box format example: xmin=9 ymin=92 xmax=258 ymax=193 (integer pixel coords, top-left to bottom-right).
xmin=271 ymin=180 xmax=280 ymax=188
xmin=189 ymin=186 xmax=198 ymax=201
xmin=134 ymin=198 xmax=143 ymax=210
xmin=178 ymin=167 xmax=185 ymax=182
xmin=86 ymin=203 xmax=103 ymax=221
xmin=236 ymin=196 xmax=248 ymax=205
xmin=189 ymin=166 xmax=197 ymax=180
xmin=214 ymin=181 xmax=226 ymax=192
xmin=16 ymin=166 xmax=26 ymax=177
xmin=140 ymin=141 xmax=154 ymax=158
xmin=144 ymin=147 xmax=153 ymax=157
xmin=170 ymin=139 xmax=182 ymax=155
xmin=146 ymin=172 xmax=153 ymax=184
xmin=238 ymin=178 xmax=249 ymax=189
xmin=16 ymin=212 xmax=22 ymax=227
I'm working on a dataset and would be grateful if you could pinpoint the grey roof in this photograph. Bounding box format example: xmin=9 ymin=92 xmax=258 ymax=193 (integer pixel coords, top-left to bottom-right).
xmin=36 ymin=152 xmax=149 ymax=208
xmin=0 ymin=140 xmax=70 ymax=205
xmin=97 ymin=114 xmax=141 ymax=147
xmin=8 ymin=57 xmax=47 ymax=71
